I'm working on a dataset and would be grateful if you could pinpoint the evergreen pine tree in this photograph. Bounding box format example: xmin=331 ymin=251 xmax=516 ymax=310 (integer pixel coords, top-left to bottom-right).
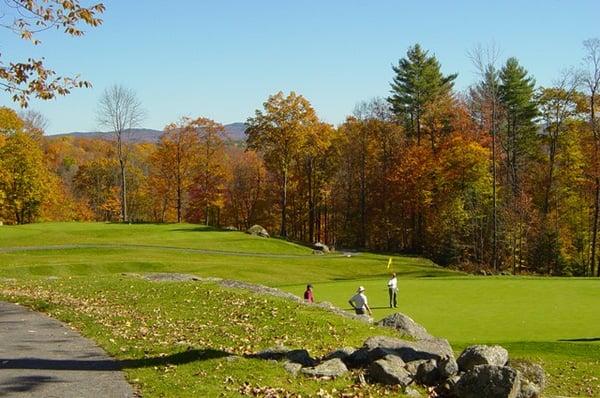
xmin=499 ymin=57 xmax=538 ymax=196
xmin=388 ymin=44 xmax=457 ymax=145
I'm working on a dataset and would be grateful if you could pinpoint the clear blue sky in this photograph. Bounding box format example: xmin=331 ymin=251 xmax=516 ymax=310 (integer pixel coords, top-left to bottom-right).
xmin=2 ymin=0 xmax=599 ymax=135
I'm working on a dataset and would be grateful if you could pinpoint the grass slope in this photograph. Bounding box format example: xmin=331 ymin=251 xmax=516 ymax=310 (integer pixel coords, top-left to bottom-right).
xmin=0 ymin=222 xmax=599 ymax=397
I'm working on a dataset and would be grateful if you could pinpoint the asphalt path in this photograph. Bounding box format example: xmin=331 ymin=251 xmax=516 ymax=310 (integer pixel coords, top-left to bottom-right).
xmin=0 ymin=301 xmax=134 ymax=398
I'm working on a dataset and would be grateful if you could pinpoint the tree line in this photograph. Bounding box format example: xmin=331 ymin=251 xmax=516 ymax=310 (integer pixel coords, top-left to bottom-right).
xmin=2 ymin=40 xmax=600 ymax=277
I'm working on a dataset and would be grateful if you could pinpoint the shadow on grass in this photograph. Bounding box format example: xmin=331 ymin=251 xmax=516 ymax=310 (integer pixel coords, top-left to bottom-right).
xmin=0 ymin=349 xmax=232 ymax=371
xmin=169 ymin=226 xmax=232 ymax=233
xmin=558 ymin=337 xmax=600 ymax=342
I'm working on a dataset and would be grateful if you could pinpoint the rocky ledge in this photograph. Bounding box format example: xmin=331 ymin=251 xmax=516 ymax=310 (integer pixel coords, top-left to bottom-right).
xmin=250 ymin=313 xmax=546 ymax=398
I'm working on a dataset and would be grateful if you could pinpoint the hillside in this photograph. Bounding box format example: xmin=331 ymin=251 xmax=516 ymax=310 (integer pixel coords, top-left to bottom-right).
xmin=50 ymin=122 xmax=247 ymax=142
xmin=0 ymin=222 xmax=598 ymax=397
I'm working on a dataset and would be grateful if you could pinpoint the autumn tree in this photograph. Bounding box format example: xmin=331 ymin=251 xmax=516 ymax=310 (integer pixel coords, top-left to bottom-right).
xmin=73 ymin=158 xmax=119 ymax=220
xmin=150 ymin=119 xmax=201 ymax=222
xmin=298 ymin=122 xmax=335 ymax=243
xmin=187 ymin=118 xmax=228 ymax=225
xmin=223 ymin=149 xmax=270 ymax=230
xmin=0 ymin=109 xmax=50 ymax=223
xmin=247 ymin=91 xmax=320 ymax=237
xmin=538 ymin=73 xmax=585 ymax=216
xmin=1 ymin=0 xmax=105 ymax=107
xmin=468 ymin=45 xmax=503 ymax=269
xmin=582 ymin=38 xmax=600 ymax=276
xmin=97 ymin=84 xmax=145 ymax=222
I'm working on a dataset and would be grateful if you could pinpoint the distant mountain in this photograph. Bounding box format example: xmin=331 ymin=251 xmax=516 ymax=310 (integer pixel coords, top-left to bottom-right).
xmin=51 ymin=123 xmax=247 ymax=142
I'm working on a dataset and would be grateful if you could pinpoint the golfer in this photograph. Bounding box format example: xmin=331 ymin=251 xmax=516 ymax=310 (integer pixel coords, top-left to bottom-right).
xmin=348 ymin=286 xmax=372 ymax=316
xmin=387 ymin=272 xmax=398 ymax=308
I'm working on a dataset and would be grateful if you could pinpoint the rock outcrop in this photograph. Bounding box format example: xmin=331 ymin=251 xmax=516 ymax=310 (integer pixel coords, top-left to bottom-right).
xmin=249 ymin=325 xmax=545 ymax=398
xmin=452 ymin=364 xmax=521 ymax=398
xmin=246 ymin=224 xmax=269 ymax=237
xmin=457 ymin=344 xmax=509 ymax=372
xmin=377 ymin=312 xmax=434 ymax=340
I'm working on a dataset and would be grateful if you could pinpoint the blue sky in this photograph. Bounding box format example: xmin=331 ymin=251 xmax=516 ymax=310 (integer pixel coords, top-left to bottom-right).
xmin=2 ymin=0 xmax=599 ymax=134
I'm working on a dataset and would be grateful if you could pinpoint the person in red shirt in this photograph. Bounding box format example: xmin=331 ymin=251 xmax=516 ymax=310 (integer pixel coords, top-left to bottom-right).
xmin=304 ymin=284 xmax=314 ymax=303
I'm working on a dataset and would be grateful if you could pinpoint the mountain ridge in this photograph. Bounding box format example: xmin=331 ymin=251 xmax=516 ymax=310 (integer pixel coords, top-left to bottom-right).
xmin=49 ymin=122 xmax=247 ymax=142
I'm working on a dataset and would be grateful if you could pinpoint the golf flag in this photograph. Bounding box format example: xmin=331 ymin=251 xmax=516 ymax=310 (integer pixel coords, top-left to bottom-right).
xmin=387 ymin=257 xmax=392 ymax=269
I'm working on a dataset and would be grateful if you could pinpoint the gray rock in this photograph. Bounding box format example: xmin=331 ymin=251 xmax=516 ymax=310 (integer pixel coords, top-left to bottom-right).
xmin=377 ymin=313 xmax=434 ymax=340
xmin=436 ymin=374 xmax=461 ymax=397
xmin=367 ymin=355 xmax=412 ymax=386
xmin=141 ymin=272 xmax=201 ymax=282
xmin=438 ymin=355 xmax=459 ymax=378
xmin=415 ymin=359 xmax=440 ymax=386
xmin=453 ymin=365 xmax=520 ymax=398
xmin=457 ymin=345 xmax=509 ymax=372
xmin=511 ymin=360 xmax=546 ymax=398
xmin=283 ymin=361 xmax=303 ymax=376
xmin=363 ymin=336 xmax=455 ymax=363
xmin=405 ymin=359 xmax=429 ymax=376
xmin=301 ymin=358 xmax=348 ymax=378
xmin=322 ymin=347 xmax=355 ymax=362
xmin=313 ymin=242 xmax=330 ymax=253
xmin=246 ymin=224 xmax=269 ymax=237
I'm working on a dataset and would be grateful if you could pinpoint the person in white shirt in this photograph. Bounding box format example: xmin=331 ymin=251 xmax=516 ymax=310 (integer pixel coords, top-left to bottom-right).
xmin=348 ymin=286 xmax=372 ymax=316
xmin=387 ymin=272 xmax=398 ymax=308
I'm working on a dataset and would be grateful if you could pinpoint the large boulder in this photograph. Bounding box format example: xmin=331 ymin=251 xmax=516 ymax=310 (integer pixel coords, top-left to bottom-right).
xmin=453 ymin=365 xmax=521 ymax=398
xmin=377 ymin=313 xmax=434 ymax=340
xmin=363 ymin=336 xmax=455 ymax=363
xmin=457 ymin=345 xmax=509 ymax=372
xmin=313 ymin=242 xmax=330 ymax=253
xmin=367 ymin=355 xmax=412 ymax=386
xmin=246 ymin=224 xmax=269 ymax=237
xmin=301 ymin=358 xmax=348 ymax=378
xmin=405 ymin=358 xmax=453 ymax=387
xmin=511 ymin=360 xmax=546 ymax=398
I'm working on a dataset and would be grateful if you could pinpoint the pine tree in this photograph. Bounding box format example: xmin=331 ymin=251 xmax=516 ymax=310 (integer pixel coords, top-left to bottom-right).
xmin=499 ymin=57 xmax=538 ymax=196
xmin=388 ymin=44 xmax=457 ymax=145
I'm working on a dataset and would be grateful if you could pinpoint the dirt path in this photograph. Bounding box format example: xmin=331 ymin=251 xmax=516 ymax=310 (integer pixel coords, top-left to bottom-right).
xmin=0 ymin=301 xmax=134 ymax=398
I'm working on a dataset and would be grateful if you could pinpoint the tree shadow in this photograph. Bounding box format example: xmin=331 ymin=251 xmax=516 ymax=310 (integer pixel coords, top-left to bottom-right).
xmin=558 ymin=337 xmax=600 ymax=342
xmin=0 ymin=375 xmax=61 ymax=395
xmin=169 ymin=226 xmax=232 ymax=233
xmin=0 ymin=348 xmax=232 ymax=371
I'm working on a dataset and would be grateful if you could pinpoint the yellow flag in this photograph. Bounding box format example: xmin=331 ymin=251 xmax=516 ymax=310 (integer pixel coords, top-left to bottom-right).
xmin=387 ymin=257 xmax=392 ymax=269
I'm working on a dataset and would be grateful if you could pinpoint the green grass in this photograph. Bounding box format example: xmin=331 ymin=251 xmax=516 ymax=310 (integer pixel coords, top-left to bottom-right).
xmin=1 ymin=222 xmax=599 ymax=397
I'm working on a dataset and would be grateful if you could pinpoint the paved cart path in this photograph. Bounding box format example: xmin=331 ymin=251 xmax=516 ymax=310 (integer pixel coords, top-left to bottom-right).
xmin=0 ymin=301 xmax=134 ymax=398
